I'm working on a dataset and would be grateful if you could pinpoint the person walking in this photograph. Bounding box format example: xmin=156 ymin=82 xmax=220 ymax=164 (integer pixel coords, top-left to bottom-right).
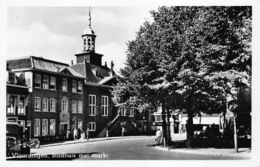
xmin=106 ymin=128 xmax=109 ymax=139
xmin=121 ymin=127 xmax=125 ymax=137
xmin=73 ymin=128 xmax=77 ymax=140
xmin=78 ymin=128 xmax=82 ymax=140
xmin=66 ymin=129 xmax=70 ymax=139
xmin=81 ymin=130 xmax=85 ymax=144
xmin=86 ymin=127 xmax=90 ymax=140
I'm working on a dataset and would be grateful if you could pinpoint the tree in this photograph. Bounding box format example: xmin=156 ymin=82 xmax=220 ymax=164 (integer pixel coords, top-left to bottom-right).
xmin=112 ymin=6 xmax=251 ymax=147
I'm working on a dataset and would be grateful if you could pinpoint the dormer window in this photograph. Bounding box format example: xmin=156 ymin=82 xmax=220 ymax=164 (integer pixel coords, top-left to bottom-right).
xmin=92 ymin=69 xmax=99 ymax=77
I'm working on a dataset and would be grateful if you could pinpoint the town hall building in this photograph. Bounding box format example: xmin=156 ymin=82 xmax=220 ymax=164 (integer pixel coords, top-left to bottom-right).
xmin=6 ymin=9 xmax=138 ymax=141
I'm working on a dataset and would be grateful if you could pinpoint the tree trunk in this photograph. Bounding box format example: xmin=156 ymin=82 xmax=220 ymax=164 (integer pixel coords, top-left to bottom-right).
xmin=186 ymin=94 xmax=194 ymax=148
xmin=166 ymin=107 xmax=171 ymax=146
xmin=186 ymin=109 xmax=194 ymax=148
xmin=161 ymin=96 xmax=168 ymax=146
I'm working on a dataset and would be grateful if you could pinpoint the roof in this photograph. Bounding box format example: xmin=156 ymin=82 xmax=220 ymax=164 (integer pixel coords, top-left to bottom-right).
xmin=7 ymin=56 xmax=84 ymax=78
xmin=7 ymin=57 xmax=32 ymax=70
xmin=71 ymin=62 xmax=116 ymax=85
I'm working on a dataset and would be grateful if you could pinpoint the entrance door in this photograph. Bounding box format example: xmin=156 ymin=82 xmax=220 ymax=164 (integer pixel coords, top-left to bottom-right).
xmin=60 ymin=124 xmax=68 ymax=135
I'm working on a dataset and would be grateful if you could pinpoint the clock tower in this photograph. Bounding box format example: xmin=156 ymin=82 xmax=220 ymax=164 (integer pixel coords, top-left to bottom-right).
xmin=82 ymin=7 xmax=96 ymax=52
xmin=75 ymin=7 xmax=103 ymax=66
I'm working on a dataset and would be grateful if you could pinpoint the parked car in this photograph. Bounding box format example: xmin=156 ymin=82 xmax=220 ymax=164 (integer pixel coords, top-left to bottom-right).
xmin=6 ymin=122 xmax=30 ymax=156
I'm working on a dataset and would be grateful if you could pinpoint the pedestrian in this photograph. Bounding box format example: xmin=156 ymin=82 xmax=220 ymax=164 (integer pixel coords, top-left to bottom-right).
xmin=106 ymin=128 xmax=109 ymax=139
xmin=73 ymin=128 xmax=77 ymax=140
xmin=81 ymin=130 xmax=85 ymax=143
xmin=155 ymin=129 xmax=162 ymax=145
xmin=78 ymin=128 xmax=82 ymax=140
xmin=86 ymin=127 xmax=90 ymax=140
xmin=66 ymin=129 xmax=70 ymax=139
xmin=121 ymin=127 xmax=125 ymax=137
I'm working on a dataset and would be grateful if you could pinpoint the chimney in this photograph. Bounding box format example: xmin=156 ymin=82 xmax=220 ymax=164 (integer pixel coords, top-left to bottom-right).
xmin=110 ymin=61 xmax=115 ymax=76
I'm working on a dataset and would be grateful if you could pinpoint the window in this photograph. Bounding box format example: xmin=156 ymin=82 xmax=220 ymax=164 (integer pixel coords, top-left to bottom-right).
xmin=120 ymin=106 xmax=126 ymax=116
xmin=42 ymin=98 xmax=48 ymax=112
xmin=72 ymin=80 xmax=77 ymax=93
xmin=78 ymin=119 xmax=82 ymax=130
xmin=35 ymin=74 xmax=41 ymax=88
xmin=89 ymin=95 xmax=96 ymax=116
xmin=50 ymin=76 xmax=56 ymax=90
xmin=34 ymin=119 xmax=40 ymax=136
xmin=129 ymin=107 xmax=134 ymax=117
xmin=7 ymin=96 xmax=15 ymax=114
xmin=50 ymin=98 xmax=56 ymax=112
xmin=18 ymin=97 xmax=25 ymax=115
xmin=78 ymin=101 xmax=83 ymax=113
xmin=78 ymin=81 xmax=83 ymax=93
xmin=8 ymin=72 xmax=15 ymax=84
xmin=43 ymin=75 xmax=49 ymax=89
xmin=72 ymin=100 xmax=77 ymax=113
xmin=61 ymin=97 xmax=68 ymax=112
xmin=35 ymin=97 xmax=41 ymax=111
xmin=102 ymin=96 xmax=108 ymax=116
xmin=42 ymin=119 xmax=48 ymax=136
xmin=155 ymin=115 xmax=162 ymax=122
xmin=62 ymin=78 xmax=67 ymax=91
xmin=49 ymin=119 xmax=55 ymax=136
xmin=89 ymin=122 xmax=96 ymax=131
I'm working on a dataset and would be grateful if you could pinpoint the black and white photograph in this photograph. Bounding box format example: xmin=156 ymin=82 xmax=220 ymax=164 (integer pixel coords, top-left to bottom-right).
xmin=1 ymin=0 xmax=260 ymax=167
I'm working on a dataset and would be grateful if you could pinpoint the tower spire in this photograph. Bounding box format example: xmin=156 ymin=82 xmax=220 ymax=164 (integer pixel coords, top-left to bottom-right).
xmin=88 ymin=6 xmax=91 ymax=28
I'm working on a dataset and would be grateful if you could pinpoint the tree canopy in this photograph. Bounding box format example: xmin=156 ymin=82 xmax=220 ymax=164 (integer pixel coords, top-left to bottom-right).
xmin=111 ymin=6 xmax=251 ymax=145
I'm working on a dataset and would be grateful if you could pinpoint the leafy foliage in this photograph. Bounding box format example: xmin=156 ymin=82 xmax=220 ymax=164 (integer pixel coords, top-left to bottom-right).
xmin=111 ymin=6 xmax=251 ymax=143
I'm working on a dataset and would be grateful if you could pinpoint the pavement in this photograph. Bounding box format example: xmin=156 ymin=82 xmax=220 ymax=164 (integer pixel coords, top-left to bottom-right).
xmin=155 ymin=146 xmax=251 ymax=158
xmin=38 ymin=136 xmax=251 ymax=159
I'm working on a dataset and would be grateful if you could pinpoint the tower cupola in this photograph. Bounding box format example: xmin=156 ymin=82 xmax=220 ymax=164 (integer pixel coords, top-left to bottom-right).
xmin=82 ymin=7 xmax=96 ymax=52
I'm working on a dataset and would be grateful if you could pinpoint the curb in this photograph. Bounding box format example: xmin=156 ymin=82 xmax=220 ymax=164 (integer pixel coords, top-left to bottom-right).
xmin=155 ymin=146 xmax=251 ymax=158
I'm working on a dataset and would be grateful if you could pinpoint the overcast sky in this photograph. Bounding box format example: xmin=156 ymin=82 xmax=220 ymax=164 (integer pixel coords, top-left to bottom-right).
xmin=6 ymin=6 xmax=157 ymax=72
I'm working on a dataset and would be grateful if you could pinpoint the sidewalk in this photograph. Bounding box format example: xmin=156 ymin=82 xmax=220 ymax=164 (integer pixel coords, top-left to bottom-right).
xmin=155 ymin=146 xmax=251 ymax=158
xmin=39 ymin=136 xmax=143 ymax=148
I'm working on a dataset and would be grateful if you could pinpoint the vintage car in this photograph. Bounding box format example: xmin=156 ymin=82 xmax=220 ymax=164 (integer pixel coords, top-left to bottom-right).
xmin=6 ymin=122 xmax=30 ymax=156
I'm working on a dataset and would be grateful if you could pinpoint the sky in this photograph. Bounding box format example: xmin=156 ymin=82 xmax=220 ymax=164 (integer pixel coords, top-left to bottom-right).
xmin=6 ymin=6 xmax=156 ymax=72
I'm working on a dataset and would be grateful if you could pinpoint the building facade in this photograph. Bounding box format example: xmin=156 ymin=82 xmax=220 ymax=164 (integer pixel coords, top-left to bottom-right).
xmin=6 ymin=66 xmax=29 ymax=137
xmin=7 ymin=56 xmax=85 ymax=139
xmin=6 ymin=10 xmax=138 ymax=140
